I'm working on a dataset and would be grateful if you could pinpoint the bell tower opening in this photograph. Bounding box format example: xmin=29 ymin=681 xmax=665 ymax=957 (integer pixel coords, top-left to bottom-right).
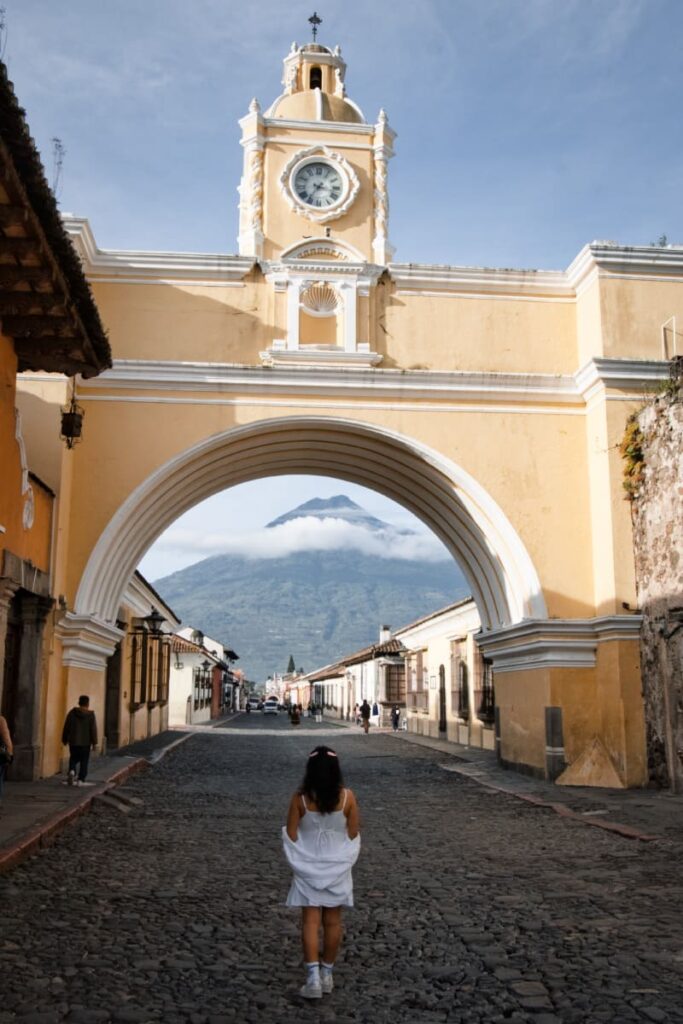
xmin=309 ymin=66 xmax=322 ymax=90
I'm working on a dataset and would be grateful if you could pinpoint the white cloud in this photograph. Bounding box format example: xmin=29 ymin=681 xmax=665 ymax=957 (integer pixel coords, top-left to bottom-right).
xmin=154 ymin=516 xmax=451 ymax=564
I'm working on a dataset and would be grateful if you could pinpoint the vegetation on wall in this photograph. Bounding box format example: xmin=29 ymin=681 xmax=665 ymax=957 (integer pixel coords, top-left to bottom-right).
xmin=619 ymin=414 xmax=645 ymax=499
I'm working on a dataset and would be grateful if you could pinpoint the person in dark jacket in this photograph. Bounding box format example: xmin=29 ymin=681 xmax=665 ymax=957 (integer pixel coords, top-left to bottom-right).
xmin=62 ymin=695 xmax=98 ymax=786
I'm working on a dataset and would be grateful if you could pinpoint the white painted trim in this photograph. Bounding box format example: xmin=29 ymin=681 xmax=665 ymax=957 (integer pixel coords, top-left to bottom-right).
xmin=259 ymin=348 xmax=382 ymax=368
xmin=263 ymin=117 xmax=374 ymax=135
xmin=389 ymin=262 xmax=572 ymax=298
xmin=63 ymin=217 xmax=255 ymax=282
xmin=265 ymin=136 xmax=374 ymax=151
xmin=78 ymin=359 xmax=583 ymax=403
xmin=574 ymin=358 xmax=669 ymax=399
xmin=278 ymin=145 xmax=360 ymax=225
xmin=123 ymin=574 xmax=181 ymax=628
xmin=74 ymin=417 xmax=548 ymax=632
xmin=75 ymin=394 xmax=587 ymax=416
xmin=278 ymin=236 xmax=367 ymax=263
xmin=478 ymin=615 xmax=642 ymax=672
xmin=57 ymin=612 xmax=124 ymax=671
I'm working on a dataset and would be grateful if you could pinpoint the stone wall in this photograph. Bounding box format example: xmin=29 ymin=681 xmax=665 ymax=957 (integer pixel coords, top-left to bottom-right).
xmin=630 ymin=360 xmax=683 ymax=787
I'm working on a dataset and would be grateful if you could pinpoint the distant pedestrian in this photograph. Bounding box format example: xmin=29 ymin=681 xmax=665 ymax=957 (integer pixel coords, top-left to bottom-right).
xmin=0 ymin=713 xmax=14 ymax=808
xmin=291 ymin=705 xmax=301 ymax=727
xmin=360 ymin=700 xmax=371 ymax=734
xmin=371 ymin=701 xmax=380 ymax=727
xmin=354 ymin=704 xmax=361 ymax=725
xmin=283 ymin=745 xmax=361 ymax=999
xmin=390 ymin=706 xmax=400 ymax=732
xmin=315 ymin=703 xmax=323 ymax=724
xmin=62 ymin=695 xmax=98 ymax=786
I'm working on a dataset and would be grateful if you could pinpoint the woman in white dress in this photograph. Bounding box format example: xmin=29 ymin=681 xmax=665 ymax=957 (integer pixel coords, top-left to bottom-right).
xmin=283 ymin=745 xmax=361 ymax=999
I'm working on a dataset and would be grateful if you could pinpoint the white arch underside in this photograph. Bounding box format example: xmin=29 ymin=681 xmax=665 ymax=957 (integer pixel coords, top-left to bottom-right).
xmin=75 ymin=417 xmax=548 ymax=630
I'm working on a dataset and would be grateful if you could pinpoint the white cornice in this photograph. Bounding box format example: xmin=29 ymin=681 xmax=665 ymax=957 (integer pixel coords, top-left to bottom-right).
xmin=389 ymin=262 xmax=573 ymax=299
xmin=57 ymin=612 xmax=124 ymax=671
xmin=263 ymin=117 xmax=374 ymax=135
xmin=62 ymin=220 xmax=683 ymax=299
xmin=567 ymin=243 xmax=683 ymax=293
xmin=78 ymin=359 xmax=579 ymax=402
xmin=574 ymin=358 xmax=668 ymax=402
xmin=477 ymin=615 xmax=642 ymax=672
xmin=63 ymin=217 xmax=255 ymax=284
xmin=77 ymin=358 xmax=671 ymax=405
xmin=259 ymin=349 xmax=383 ymax=368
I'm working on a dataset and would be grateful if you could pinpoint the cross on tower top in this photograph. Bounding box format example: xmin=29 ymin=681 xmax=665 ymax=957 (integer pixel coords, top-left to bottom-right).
xmin=308 ymin=11 xmax=322 ymax=41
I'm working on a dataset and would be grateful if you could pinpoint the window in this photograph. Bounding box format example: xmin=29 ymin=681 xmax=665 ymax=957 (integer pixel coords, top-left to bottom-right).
xmin=130 ymin=631 xmax=148 ymax=706
xmin=310 ymin=66 xmax=322 ymax=89
xmin=385 ymin=663 xmax=404 ymax=704
xmin=450 ymin=639 xmax=469 ymax=720
xmin=131 ymin=629 xmax=172 ymax=709
xmin=477 ymin=659 xmax=495 ymax=726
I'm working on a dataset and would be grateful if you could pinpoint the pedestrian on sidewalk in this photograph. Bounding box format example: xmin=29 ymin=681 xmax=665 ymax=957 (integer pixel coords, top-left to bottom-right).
xmin=360 ymin=699 xmax=371 ymax=734
xmin=371 ymin=701 xmax=380 ymax=727
xmin=283 ymin=745 xmax=361 ymax=1000
xmin=62 ymin=695 xmax=98 ymax=786
xmin=354 ymin=704 xmax=360 ymax=725
xmin=390 ymin=705 xmax=400 ymax=732
xmin=0 ymin=713 xmax=14 ymax=809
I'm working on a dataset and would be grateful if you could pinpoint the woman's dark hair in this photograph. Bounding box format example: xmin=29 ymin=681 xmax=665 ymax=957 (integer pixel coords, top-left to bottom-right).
xmin=300 ymin=745 xmax=344 ymax=814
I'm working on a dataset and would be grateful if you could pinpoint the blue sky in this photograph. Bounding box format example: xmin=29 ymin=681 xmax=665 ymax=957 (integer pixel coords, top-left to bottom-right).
xmin=5 ymin=1 xmax=681 ymax=580
xmin=4 ymin=0 xmax=682 ymax=269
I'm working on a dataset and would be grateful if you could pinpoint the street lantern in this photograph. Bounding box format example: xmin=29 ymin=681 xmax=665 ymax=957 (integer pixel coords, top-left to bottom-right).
xmin=144 ymin=607 xmax=165 ymax=636
xmin=60 ymin=393 xmax=85 ymax=449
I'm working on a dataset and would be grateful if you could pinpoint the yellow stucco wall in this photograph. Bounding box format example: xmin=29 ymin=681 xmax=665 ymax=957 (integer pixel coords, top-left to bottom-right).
xmin=0 ymin=334 xmax=53 ymax=574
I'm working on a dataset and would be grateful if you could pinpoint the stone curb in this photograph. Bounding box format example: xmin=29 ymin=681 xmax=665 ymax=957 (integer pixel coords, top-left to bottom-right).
xmin=395 ymin=731 xmax=663 ymax=843
xmin=144 ymin=730 xmax=194 ymax=763
xmin=0 ymin=756 xmax=148 ymax=876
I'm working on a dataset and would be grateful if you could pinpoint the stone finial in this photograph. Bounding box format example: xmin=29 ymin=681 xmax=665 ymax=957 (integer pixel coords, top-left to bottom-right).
xmin=290 ymin=41 xmax=298 ymax=52
xmin=334 ymin=44 xmax=342 ymax=55
xmin=249 ymin=97 xmax=261 ymax=114
xmin=378 ymin=108 xmax=388 ymax=125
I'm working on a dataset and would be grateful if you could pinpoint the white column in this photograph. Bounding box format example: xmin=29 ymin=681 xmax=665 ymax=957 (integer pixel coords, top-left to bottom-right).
xmin=286 ymin=280 xmax=302 ymax=350
xmin=341 ymin=282 xmax=357 ymax=352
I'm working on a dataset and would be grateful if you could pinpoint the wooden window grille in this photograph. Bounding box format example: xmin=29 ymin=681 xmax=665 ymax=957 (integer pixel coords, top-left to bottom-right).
xmin=193 ymin=666 xmax=202 ymax=711
xmin=385 ymin=663 xmax=404 ymax=704
xmin=477 ymin=660 xmax=496 ymax=726
xmin=457 ymin=657 xmax=470 ymax=722
xmin=130 ymin=631 xmax=148 ymax=707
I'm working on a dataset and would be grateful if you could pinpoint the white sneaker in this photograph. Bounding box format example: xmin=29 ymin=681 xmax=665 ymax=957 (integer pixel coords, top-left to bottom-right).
xmin=67 ymin=770 xmax=75 ymax=786
xmin=299 ymin=978 xmax=322 ymax=1000
xmin=321 ymin=972 xmax=334 ymax=994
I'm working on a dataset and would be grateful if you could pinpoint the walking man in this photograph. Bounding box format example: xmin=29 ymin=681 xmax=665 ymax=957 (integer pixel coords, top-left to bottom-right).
xmin=360 ymin=699 xmax=371 ymax=734
xmin=62 ymin=695 xmax=98 ymax=786
xmin=390 ymin=705 xmax=401 ymax=732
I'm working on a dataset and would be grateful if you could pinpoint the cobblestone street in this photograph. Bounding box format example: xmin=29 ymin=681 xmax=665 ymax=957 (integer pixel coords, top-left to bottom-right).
xmin=1 ymin=718 xmax=682 ymax=1024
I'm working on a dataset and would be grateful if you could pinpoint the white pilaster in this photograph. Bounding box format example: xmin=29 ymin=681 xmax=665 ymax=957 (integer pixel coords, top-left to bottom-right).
xmin=286 ymin=280 xmax=302 ymax=350
xmin=340 ymin=282 xmax=357 ymax=352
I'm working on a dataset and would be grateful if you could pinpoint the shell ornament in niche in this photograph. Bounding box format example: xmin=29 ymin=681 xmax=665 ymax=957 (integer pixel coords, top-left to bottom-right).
xmin=300 ymin=282 xmax=339 ymax=317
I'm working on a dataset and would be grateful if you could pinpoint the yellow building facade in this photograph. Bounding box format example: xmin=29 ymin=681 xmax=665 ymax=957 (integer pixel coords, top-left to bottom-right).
xmin=19 ymin=40 xmax=683 ymax=785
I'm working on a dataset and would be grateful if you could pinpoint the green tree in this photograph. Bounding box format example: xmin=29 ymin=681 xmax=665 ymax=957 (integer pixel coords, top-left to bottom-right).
xmin=287 ymin=654 xmax=296 ymax=673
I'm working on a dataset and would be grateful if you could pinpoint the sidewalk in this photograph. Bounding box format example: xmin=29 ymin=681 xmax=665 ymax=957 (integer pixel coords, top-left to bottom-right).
xmin=329 ymin=715 xmax=683 ymax=844
xmin=0 ymin=729 xmax=192 ymax=874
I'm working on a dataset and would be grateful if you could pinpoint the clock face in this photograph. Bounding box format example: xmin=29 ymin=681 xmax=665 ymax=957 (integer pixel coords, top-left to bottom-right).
xmin=293 ymin=161 xmax=345 ymax=209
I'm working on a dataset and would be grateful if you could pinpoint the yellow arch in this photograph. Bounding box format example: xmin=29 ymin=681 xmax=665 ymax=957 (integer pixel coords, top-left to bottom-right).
xmin=74 ymin=416 xmax=548 ymax=630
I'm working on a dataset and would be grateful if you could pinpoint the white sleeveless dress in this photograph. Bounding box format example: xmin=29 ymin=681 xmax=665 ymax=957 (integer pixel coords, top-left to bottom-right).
xmin=283 ymin=790 xmax=361 ymax=908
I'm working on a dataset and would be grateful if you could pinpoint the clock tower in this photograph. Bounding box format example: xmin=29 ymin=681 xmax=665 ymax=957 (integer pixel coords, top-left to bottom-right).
xmin=237 ymin=35 xmax=395 ymax=366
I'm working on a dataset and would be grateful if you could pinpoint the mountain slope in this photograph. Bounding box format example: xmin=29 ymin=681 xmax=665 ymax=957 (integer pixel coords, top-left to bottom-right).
xmin=152 ymin=495 xmax=469 ymax=681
